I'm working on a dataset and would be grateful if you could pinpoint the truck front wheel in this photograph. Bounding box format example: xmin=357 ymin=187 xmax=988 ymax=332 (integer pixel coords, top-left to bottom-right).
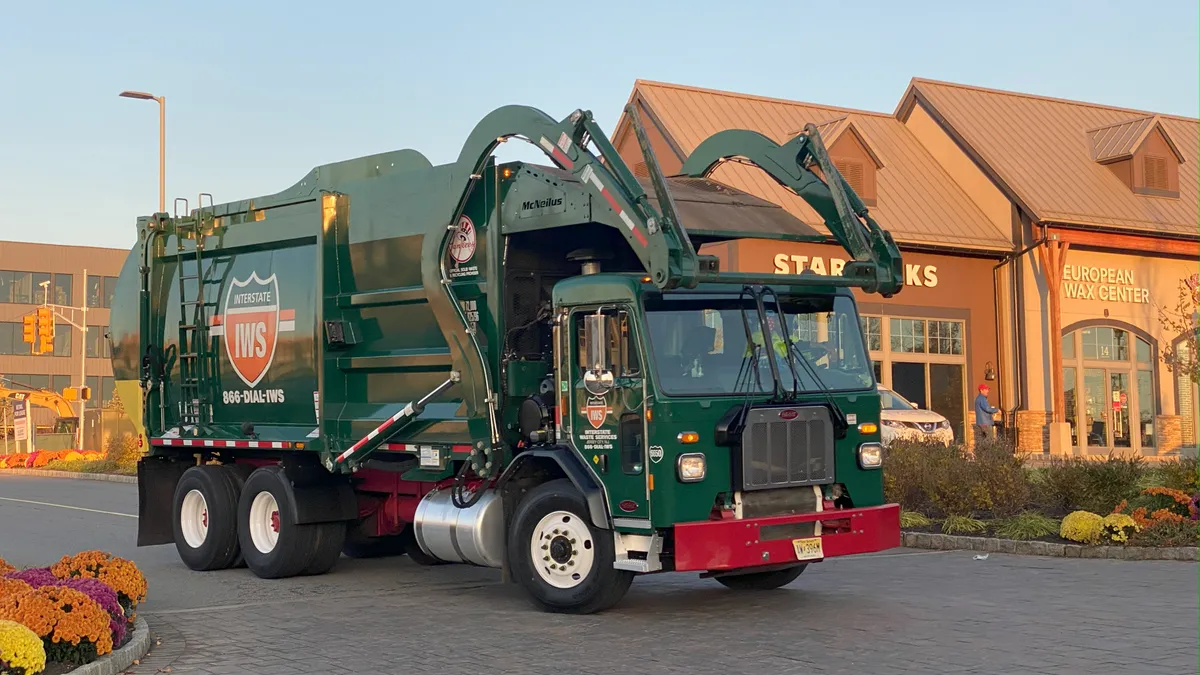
xmin=172 ymin=465 xmax=242 ymax=571
xmin=507 ymin=479 xmax=632 ymax=614
xmin=236 ymin=466 xmax=320 ymax=579
xmin=712 ymin=563 xmax=807 ymax=590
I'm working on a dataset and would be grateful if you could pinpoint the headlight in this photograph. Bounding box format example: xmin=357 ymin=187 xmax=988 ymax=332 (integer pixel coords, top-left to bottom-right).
xmin=858 ymin=443 xmax=883 ymax=469
xmin=677 ymin=453 xmax=706 ymax=482
xmin=938 ymin=420 xmax=951 ymax=429
xmin=882 ymin=419 xmax=905 ymax=428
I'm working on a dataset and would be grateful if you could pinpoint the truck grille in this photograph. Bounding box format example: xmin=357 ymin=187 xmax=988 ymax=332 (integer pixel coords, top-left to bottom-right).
xmin=738 ymin=406 xmax=835 ymax=491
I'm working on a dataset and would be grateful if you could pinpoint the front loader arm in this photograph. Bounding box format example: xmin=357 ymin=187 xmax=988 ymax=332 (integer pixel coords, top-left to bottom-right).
xmin=443 ymin=105 xmax=715 ymax=291
xmin=680 ymin=125 xmax=904 ymax=297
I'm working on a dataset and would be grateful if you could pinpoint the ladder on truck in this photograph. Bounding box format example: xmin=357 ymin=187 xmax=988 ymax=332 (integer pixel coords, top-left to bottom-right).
xmin=172 ymin=194 xmax=233 ymax=433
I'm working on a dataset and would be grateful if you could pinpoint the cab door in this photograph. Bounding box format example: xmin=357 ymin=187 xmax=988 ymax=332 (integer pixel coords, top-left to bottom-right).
xmin=568 ymin=306 xmax=650 ymax=527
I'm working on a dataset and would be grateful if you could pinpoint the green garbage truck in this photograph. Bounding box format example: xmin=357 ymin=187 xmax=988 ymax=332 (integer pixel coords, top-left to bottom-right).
xmin=110 ymin=102 xmax=905 ymax=613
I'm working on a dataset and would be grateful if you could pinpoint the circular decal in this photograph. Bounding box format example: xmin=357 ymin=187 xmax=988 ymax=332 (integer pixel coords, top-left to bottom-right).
xmin=449 ymin=216 xmax=476 ymax=264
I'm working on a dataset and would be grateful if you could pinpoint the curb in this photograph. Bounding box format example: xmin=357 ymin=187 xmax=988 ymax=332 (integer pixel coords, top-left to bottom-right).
xmin=66 ymin=616 xmax=151 ymax=675
xmin=0 ymin=469 xmax=136 ymax=484
xmin=902 ymin=531 xmax=1198 ymax=561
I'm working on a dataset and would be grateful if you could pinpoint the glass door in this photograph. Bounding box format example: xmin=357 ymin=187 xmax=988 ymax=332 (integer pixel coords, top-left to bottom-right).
xmin=1109 ymin=371 xmax=1132 ymax=449
xmin=1083 ymin=369 xmax=1107 ymax=449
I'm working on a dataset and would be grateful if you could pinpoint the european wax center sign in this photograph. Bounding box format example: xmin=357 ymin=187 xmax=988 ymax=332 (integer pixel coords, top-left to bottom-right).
xmin=774 ymin=254 xmax=938 ymax=287
xmin=1062 ymin=265 xmax=1150 ymax=304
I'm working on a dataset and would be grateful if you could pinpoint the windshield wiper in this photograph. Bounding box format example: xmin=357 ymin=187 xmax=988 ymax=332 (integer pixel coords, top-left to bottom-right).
xmin=761 ymin=287 xmax=849 ymax=437
xmin=747 ymin=285 xmax=785 ymax=401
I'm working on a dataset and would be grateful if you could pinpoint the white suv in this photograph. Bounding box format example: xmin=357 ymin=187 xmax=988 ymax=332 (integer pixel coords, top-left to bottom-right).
xmin=878 ymin=385 xmax=954 ymax=447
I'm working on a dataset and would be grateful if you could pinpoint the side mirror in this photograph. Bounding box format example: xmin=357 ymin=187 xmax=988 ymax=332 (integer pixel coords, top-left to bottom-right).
xmin=583 ymin=313 xmax=614 ymax=396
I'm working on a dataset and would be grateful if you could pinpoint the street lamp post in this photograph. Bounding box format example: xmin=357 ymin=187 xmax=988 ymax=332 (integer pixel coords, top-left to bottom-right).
xmin=119 ymin=90 xmax=165 ymax=213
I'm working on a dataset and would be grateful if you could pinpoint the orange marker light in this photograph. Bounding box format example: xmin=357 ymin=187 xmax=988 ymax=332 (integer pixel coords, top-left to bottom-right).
xmin=646 ymin=408 xmax=653 ymax=422
xmin=648 ymin=474 xmax=654 ymax=491
xmin=678 ymin=431 xmax=699 ymax=444
xmin=858 ymin=423 xmax=878 ymax=435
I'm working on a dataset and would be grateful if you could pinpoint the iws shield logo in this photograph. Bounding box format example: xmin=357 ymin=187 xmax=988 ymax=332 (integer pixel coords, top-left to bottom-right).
xmin=582 ymin=396 xmax=612 ymax=430
xmin=209 ymin=272 xmax=295 ymax=388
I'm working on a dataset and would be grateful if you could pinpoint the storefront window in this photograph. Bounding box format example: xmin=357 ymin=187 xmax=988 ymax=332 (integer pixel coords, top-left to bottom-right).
xmin=890 ymin=318 xmax=926 ymax=353
xmin=1081 ymin=326 xmax=1129 ymax=361
xmin=929 ymin=320 xmax=963 ymax=355
xmin=865 ymin=315 xmax=970 ymax=445
xmin=860 ymin=316 xmax=882 ymax=351
xmin=1064 ymin=327 xmax=1156 ymax=454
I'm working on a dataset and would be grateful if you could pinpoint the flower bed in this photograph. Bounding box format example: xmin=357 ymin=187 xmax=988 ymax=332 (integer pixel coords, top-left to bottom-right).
xmin=0 ymin=551 xmax=147 ymax=674
xmin=887 ymin=439 xmax=1199 ymax=552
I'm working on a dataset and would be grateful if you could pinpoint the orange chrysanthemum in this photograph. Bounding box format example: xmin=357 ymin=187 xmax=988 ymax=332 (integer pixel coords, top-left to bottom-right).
xmin=0 ymin=586 xmax=112 ymax=656
xmin=0 ymin=558 xmax=14 ymax=575
xmin=50 ymin=551 xmax=147 ymax=609
xmin=0 ymin=578 xmax=33 ymax=600
xmin=1143 ymin=487 xmax=1192 ymax=506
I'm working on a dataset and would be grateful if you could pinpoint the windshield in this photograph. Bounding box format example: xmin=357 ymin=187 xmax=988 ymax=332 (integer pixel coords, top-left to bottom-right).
xmin=880 ymin=388 xmax=917 ymax=410
xmin=644 ymin=292 xmax=875 ymax=396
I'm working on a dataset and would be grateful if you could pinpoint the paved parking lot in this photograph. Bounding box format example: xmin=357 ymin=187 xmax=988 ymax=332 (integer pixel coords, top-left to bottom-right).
xmin=2 ymin=474 xmax=1197 ymax=675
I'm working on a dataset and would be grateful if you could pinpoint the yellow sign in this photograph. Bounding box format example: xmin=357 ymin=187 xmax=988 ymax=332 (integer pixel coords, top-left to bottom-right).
xmin=792 ymin=537 xmax=824 ymax=561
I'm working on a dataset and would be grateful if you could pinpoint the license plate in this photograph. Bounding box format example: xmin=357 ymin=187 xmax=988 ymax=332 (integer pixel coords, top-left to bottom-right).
xmin=792 ymin=537 xmax=824 ymax=561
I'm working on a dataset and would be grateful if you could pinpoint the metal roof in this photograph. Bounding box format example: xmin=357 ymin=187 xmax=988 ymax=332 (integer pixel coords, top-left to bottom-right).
xmin=899 ymin=78 xmax=1199 ymax=237
xmin=615 ymin=80 xmax=1012 ymax=251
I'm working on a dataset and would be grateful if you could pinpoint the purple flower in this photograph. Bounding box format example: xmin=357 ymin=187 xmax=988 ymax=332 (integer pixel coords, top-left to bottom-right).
xmin=56 ymin=577 xmax=127 ymax=645
xmin=1189 ymin=494 xmax=1199 ymax=522
xmin=4 ymin=567 xmax=57 ymax=587
xmin=4 ymin=568 xmax=127 ymax=643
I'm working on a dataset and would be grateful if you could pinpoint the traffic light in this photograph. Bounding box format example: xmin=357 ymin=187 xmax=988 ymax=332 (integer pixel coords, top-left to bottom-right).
xmin=21 ymin=315 xmax=36 ymax=344
xmin=35 ymin=307 xmax=54 ymax=354
xmin=64 ymin=386 xmax=91 ymax=402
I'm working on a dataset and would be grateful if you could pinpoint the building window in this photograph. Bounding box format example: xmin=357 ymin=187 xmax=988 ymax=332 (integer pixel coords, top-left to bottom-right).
xmin=53 ymin=274 xmax=72 ymax=306
xmin=86 ymin=327 xmax=111 ymax=359
xmin=860 ymin=316 xmax=882 ymax=351
xmin=51 ymin=375 xmax=72 ymax=395
xmin=1143 ymin=155 xmax=1169 ymax=191
xmin=0 ymin=321 xmax=69 ymax=357
xmin=1063 ymin=326 xmax=1156 ymax=452
xmin=87 ymin=276 xmax=118 ymax=309
xmin=864 ymin=314 xmax=969 ymax=444
xmin=84 ymin=376 xmax=116 ymax=409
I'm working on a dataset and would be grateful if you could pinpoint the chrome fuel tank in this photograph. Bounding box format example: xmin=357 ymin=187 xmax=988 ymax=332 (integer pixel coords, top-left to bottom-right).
xmin=413 ymin=489 xmax=505 ymax=568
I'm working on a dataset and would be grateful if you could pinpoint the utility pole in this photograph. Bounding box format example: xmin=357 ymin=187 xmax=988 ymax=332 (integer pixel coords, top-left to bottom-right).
xmin=36 ymin=272 xmax=89 ymax=451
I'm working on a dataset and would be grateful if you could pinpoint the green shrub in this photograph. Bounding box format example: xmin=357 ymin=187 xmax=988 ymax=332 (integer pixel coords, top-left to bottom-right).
xmin=104 ymin=435 xmax=140 ymax=467
xmin=882 ymin=440 xmax=954 ymax=514
xmin=972 ymin=440 xmax=1031 ymax=517
xmin=1153 ymin=456 xmax=1199 ymax=494
xmin=1036 ymin=455 xmax=1145 ymax=515
xmin=941 ymin=515 xmax=986 ymax=535
xmin=995 ymin=511 xmax=1059 ymax=541
xmin=41 ymin=459 xmax=134 ymax=476
xmin=899 ymin=511 xmax=932 ymax=528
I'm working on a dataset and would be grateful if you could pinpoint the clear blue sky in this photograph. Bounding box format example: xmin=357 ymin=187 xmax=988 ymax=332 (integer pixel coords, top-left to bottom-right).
xmin=1 ymin=0 xmax=1196 ymax=250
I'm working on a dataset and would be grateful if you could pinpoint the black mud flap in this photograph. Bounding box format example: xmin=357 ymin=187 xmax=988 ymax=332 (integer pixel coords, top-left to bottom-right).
xmin=279 ymin=458 xmax=358 ymax=525
xmin=137 ymin=457 xmax=191 ymax=546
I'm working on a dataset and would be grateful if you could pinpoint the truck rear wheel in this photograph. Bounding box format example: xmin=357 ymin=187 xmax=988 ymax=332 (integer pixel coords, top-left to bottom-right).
xmin=713 ymin=564 xmax=807 ymax=590
xmin=507 ymin=479 xmax=633 ymax=614
xmin=172 ymin=465 xmax=242 ymax=571
xmin=236 ymin=465 xmax=320 ymax=579
xmin=301 ymin=521 xmax=347 ymax=576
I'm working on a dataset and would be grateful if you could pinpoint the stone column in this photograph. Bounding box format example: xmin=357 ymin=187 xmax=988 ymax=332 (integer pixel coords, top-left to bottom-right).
xmin=1016 ymin=410 xmax=1051 ymax=454
xmin=1155 ymin=415 xmax=1183 ymax=456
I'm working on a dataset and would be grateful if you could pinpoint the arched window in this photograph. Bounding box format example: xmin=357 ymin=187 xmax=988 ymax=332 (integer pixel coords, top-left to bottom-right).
xmin=1061 ymin=322 xmax=1157 ymax=453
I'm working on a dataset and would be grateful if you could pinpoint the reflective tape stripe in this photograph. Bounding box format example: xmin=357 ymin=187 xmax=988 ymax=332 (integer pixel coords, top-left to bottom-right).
xmin=151 ymin=438 xmax=292 ymax=449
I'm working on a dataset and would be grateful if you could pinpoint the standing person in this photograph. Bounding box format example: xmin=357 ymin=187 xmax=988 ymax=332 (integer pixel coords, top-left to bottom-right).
xmin=973 ymin=384 xmax=1000 ymax=444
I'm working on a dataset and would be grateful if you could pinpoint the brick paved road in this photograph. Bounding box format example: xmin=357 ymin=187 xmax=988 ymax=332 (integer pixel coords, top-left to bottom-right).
xmin=133 ymin=549 xmax=1197 ymax=675
xmin=2 ymin=475 xmax=1195 ymax=675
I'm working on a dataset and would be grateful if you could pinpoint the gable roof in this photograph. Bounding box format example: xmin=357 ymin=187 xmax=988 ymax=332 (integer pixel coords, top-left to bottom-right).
xmin=1087 ymin=115 xmax=1185 ymax=164
xmin=801 ymin=115 xmax=884 ymax=168
xmin=897 ymin=78 xmax=1199 ymax=238
xmin=613 ymin=80 xmax=1010 ymax=251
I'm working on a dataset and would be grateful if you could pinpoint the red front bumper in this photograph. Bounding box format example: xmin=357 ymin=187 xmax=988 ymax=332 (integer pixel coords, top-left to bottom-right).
xmin=672 ymin=503 xmax=901 ymax=572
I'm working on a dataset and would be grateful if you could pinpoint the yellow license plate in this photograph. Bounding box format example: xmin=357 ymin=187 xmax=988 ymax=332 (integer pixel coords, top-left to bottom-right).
xmin=792 ymin=537 xmax=824 ymax=561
